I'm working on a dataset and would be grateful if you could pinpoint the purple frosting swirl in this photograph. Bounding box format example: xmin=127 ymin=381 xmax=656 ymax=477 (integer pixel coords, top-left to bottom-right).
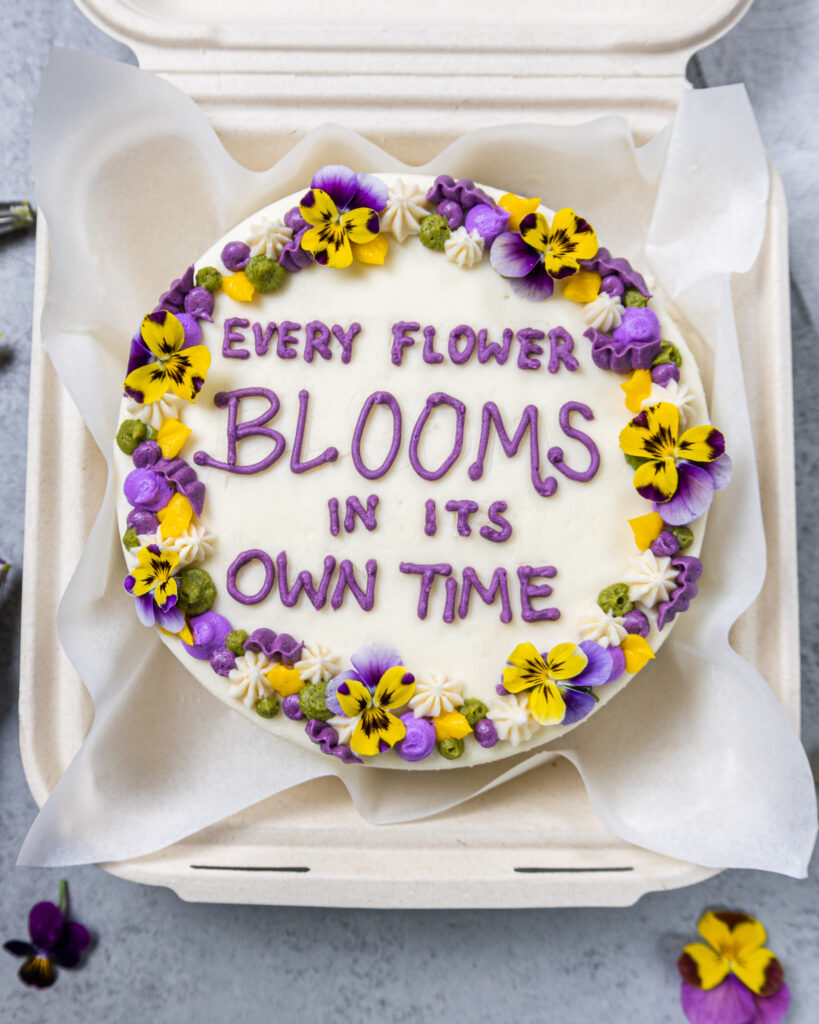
xmin=132 ymin=440 xmax=162 ymax=468
xmin=183 ymin=611 xmax=233 ymax=660
xmin=184 ymin=286 xmax=215 ymax=322
xmin=156 ymin=264 xmax=195 ymax=315
xmin=304 ymin=719 xmax=362 ymax=764
xmin=600 ymin=274 xmax=625 ymax=297
xmin=283 ymin=694 xmax=305 ymax=720
xmin=585 ymin=325 xmax=662 ymax=374
xmin=474 ymin=718 xmax=498 ymax=748
xmin=650 ymin=530 xmax=680 ymax=558
xmin=394 ymin=713 xmax=436 ymax=762
xmin=613 ymin=306 xmax=661 ymax=347
xmin=623 ymin=608 xmax=650 ymax=638
xmin=465 ymin=203 xmax=510 ymax=248
xmin=210 ymin=647 xmax=237 ymax=677
xmin=657 ymin=556 xmax=703 ymax=630
xmin=243 ymin=628 xmax=303 ymax=666
xmin=651 ymin=362 xmax=680 ymax=386
xmin=126 ymin=508 xmax=159 ymax=535
xmin=123 ymin=468 xmax=173 ymax=511
xmin=579 ymin=247 xmax=651 ymax=297
xmin=222 ymin=241 xmax=251 ymax=271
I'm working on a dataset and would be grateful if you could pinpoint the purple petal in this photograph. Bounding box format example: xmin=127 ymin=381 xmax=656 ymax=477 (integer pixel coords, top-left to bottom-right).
xmin=489 ymin=231 xmax=539 ymax=278
xmin=350 ymin=642 xmax=403 ymax=689
xmin=751 ymin=983 xmax=791 ymax=1024
xmin=561 ymin=687 xmax=597 ymax=725
xmin=655 ymin=461 xmax=715 ymax=526
xmin=126 ymin=332 xmax=152 ymax=374
xmin=510 ymin=262 xmax=555 ymax=301
xmin=311 ymin=164 xmax=359 ymax=209
xmin=325 ymin=669 xmax=359 ymax=716
xmin=133 ymin=592 xmax=156 ymax=627
xmin=606 ymin=645 xmax=626 ymax=682
xmin=703 ymin=453 xmax=733 ymax=491
xmin=4 ymin=940 xmax=35 ymax=958
xmin=574 ymin=641 xmax=614 ymax=687
xmin=177 ymin=312 xmax=202 ymax=347
xmin=28 ymin=902 xmax=63 ymax=952
xmin=353 ymin=172 xmax=389 ymax=213
xmin=156 ymin=603 xmax=185 ymax=633
xmin=54 ymin=923 xmax=91 ymax=968
xmin=680 ymin=977 xmax=755 ymax=1024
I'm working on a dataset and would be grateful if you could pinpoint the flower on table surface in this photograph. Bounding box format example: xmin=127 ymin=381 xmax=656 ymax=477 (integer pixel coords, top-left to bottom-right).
xmin=502 ymin=640 xmax=614 ymax=726
xmin=336 ymin=664 xmax=416 ymax=757
xmin=123 ymin=310 xmax=211 ymax=405
xmin=678 ymin=911 xmax=790 ymax=1024
xmin=619 ymin=401 xmax=728 ymax=523
xmin=490 ymin=207 xmax=598 ymax=301
xmin=298 ymin=164 xmax=388 ymax=269
xmin=124 ymin=543 xmax=184 ymax=632
xmin=4 ymin=881 xmax=90 ymax=989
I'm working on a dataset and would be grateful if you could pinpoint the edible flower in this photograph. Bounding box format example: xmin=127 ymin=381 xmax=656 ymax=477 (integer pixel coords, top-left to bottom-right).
xmin=678 ymin=911 xmax=790 ymax=1024
xmin=502 ymin=640 xmax=613 ymax=725
xmin=123 ymin=309 xmax=211 ymax=405
xmin=124 ymin=543 xmax=185 ymax=632
xmin=619 ymin=402 xmax=727 ymax=520
xmin=4 ymin=881 xmax=90 ymax=989
xmin=336 ymin=666 xmax=416 ymax=757
xmin=490 ymin=208 xmax=598 ymax=301
xmin=298 ymin=164 xmax=388 ymax=269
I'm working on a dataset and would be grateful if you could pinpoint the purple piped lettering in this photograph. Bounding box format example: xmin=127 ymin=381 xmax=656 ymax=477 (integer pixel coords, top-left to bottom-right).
xmin=227 ymin=549 xmax=275 ymax=605
xmin=344 ymin=495 xmax=379 ymax=532
xmin=458 ymin=567 xmax=513 ymax=624
xmin=409 ymin=392 xmax=466 ymax=481
xmin=328 ymin=497 xmax=340 ymax=536
xmin=448 ymin=325 xmax=476 ymax=365
xmin=223 ymin=317 xmax=250 ymax=359
xmin=445 ymin=499 xmax=479 ymax=537
xmin=468 ymin=402 xmax=557 ymax=497
xmin=332 ymin=322 xmax=361 ymax=364
xmin=443 ymin=577 xmax=457 ymax=623
xmin=331 ymin=559 xmax=377 ymax=610
xmin=516 ymin=328 xmax=545 ymax=370
xmin=276 ymin=552 xmax=335 ymax=609
xmin=480 ymin=501 xmax=513 ymax=543
xmin=399 ymin=562 xmax=452 ymax=619
xmin=424 ymin=499 xmax=437 ymax=536
xmin=252 ymin=322 xmax=276 ymax=356
xmin=276 ymin=320 xmax=301 ymax=359
xmin=351 ymin=391 xmax=402 ymax=480
xmin=304 ymin=320 xmax=332 ymax=361
xmin=548 ymin=401 xmax=600 ymax=483
xmin=194 ymin=388 xmax=285 ymax=475
xmin=390 ymin=322 xmax=419 ymax=366
xmin=547 ymin=327 xmax=579 ymax=373
xmin=517 ymin=565 xmax=560 ymax=622
xmin=290 ymin=390 xmax=339 ymax=474
xmin=423 ymin=325 xmax=443 ymax=365
xmin=477 ymin=327 xmax=512 ymax=365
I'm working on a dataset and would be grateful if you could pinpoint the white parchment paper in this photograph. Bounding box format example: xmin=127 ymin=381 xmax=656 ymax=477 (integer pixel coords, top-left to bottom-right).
xmin=18 ymin=48 xmax=817 ymax=875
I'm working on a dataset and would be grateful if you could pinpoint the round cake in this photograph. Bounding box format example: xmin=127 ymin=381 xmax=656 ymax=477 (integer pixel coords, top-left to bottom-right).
xmin=114 ymin=167 xmax=730 ymax=769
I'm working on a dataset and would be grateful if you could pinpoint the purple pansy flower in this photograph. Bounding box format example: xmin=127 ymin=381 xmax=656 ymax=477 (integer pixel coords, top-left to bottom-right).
xmin=4 ymin=881 xmax=91 ymax=989
xmin=297 ymin=165 xmax=388 ymax=269
xmin=325 ymin=642 xmax=402 ymax=715
xmin=490 ymin=230 xmax=555 ymax=300
xmin=124 ymin=543 xmax=185 ymax=632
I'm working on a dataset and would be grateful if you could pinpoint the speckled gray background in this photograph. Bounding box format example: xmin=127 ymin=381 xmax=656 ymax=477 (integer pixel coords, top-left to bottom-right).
xmin=1 ymin=1 xmax=817 ymax=1021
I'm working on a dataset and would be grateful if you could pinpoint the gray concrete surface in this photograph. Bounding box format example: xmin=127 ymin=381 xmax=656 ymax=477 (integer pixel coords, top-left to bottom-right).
xmin=1 ymin=0 xmax=817 ymax=1021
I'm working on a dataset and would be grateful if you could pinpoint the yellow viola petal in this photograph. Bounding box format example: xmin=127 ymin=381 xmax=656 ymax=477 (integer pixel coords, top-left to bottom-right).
xmin=621 ymin=369 xmax=654 ymax=414
xmin=301 ymin=223 xmax=354 ymax=269
xmin=341 ymin=206 xmax=380 ymax=244
xmin=499 ymin=192 xmax=541 ymax=232
xmin=156 ymin=417 xmax=191 ymax=458
xmin=160 ymin=621 xmax=194 ymax=645
xmin=628 ymin=511 xmax=665 ymax=551
xmin=545 ymin=642 xmax=588 ymax=681
xmin=734 ymin=949 xmax=783 ymax=997
xmin=157 ymin=492 xmax=194 ymax=539
xmin=298 ymin=187 xmax=339 ymax=228
xmin=140 ymin=310 xmax=184 ymax=358
xmin=677 ymin=425 xmax=726 ymax=464
xmin=336 ymin=677 xmax=372 ymax=719
xmin=633 ymin=458 xmax=679 ymax=503
xmin=433 ymin=710 xmax=472 ymax=741
xmin=526 ymin=681 xmax=566 ymax=725
xmin=621 ymin=634 xmax=655 ymax=674
xmin=680 ymin=942 xmax=731 ymax=991
xmin=374 ymin=665 xmax=415 ymax=710
xmin=350 ymin=706 xmax=406 ymax=756
xmin=222 ymin=271 xmax=256 ymax=302
xmin=620 ymin=402 xmax=680 ymax=459
xmin=544 ymin=251 xmax=578 ymax=277
xmin=502 ymin=642 xmax=550 ymax=693
xmin=562 ymin=269 xmax=601 ymax=303
xmin=698 ymin=911 xmax=765 ymax=958
xmin=550 ymin=208 xmax=599 ymax=261
xmin=154 ymin=574 xmax=178 ymax=608
xmin=163 ymin=345 xmax=212 ymax=404
xmin=130 ymin=565 xmax=158 ymax=597
xmin=123 ymin=362 xmax=174 ymax=405
xmin=519 ymin=211 xmax=551 ymax=253
xmin=265 ymin=664 xmax=304 ymax=697
xmin=352 ymin=233 xmax=389 ymax=265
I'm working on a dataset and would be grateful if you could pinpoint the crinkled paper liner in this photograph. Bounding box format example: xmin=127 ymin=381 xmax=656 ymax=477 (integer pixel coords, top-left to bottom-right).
xmin=18 ymin=48 xmax=817 ymax=874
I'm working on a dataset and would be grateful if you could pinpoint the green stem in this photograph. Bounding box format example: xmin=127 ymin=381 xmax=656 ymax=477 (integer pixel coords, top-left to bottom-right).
xmin=57 ymin=879 xmax=68 ymax=915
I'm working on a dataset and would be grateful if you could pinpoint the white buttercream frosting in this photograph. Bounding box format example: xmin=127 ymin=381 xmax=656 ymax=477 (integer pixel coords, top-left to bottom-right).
xmin=577 ymin=606 xmax=627 ymax=648
xmin=246 ymin=216 xmax=293 ymax=260
xmin=486 ymin=693 xmax=538 ymax=747
xmin=227 ymin=650 xmax=274 ymax=708
xmin=409 ymin=672 xmax=465 ymax=718
xmin=157 ymin=523 xmax=216 ymax=567
xmin=124 ymin=394 xmax=184 ymax=432
xmin=444 ymin=227 xmax=484 ymax=269
xmin=327 ymin=714 xmax=357 ymax=746
xmin=641 ymin=378 xmax=697 ymax=427
xmin=623 ymin=550 xmax=678 ymax=608
xmin=583 ymin=292 xmax=623 ymax=332
xmin=380 ymin=179 xmax=430 ymax=243
xmin=296 ymin=642 xmax=343 ymax=684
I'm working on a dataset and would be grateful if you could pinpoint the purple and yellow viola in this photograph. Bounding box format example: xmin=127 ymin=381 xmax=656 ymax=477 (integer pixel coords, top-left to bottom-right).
xmin=124 ymin=543 xmax=185 ymax=632
xmin=123 ymin=309 xmax=211 ymax=405
xmin=620 ymin=402 xmax=731 ymax=526
xmin=298 ymin=164 xmax=388 ymax=269
xmin=502 ymin=640 xmax=616 ymax=726
xmin=335 ymin=661 xmax=416 ymax=757
xmin=490 ymin=205 xmax=598 ymax=301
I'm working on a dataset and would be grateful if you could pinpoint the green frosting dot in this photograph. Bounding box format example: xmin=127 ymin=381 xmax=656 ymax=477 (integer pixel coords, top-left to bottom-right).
xmin=195 ymin=266 xmax=223 ymax=293
xmin=438 ymin=737 xmax=465 ymax=760
xmin=419 ymin=214 xmax=451 ymax=251
xmin=226 ymin=629 xmax=249 ymax=655
xmin=624 ymin=452 xmax=650 ymax=471
xmin=116 ymin=419 xmax=151 ymax=455
xmin=122 ymin=528 xmax=139 ymax=549
xmin=255 ymin=695 xmax=281 ymax=719
xmin=624 ymin=288 xmax=649 ymax=308
xmin=670 ymin=525 xmax=694 ymax=550
xmin=245 ymin=254 xmax=287 ymax=293
xmin=458 ymin=698 xmax=488 ymax=726
xmin=598 ymin=583 xmax=634 ymax=616
xmin=652 ymin=341 xmax=683 ymax=367
xmin=299 ymin=681 xmax=332 ymax=722
xmin=176 ymin=568 xmax=216 ymax=616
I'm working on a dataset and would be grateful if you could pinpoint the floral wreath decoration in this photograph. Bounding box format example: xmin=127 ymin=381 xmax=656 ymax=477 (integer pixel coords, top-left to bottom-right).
xmin=115 ymin=165 xmax=732 ymax=765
